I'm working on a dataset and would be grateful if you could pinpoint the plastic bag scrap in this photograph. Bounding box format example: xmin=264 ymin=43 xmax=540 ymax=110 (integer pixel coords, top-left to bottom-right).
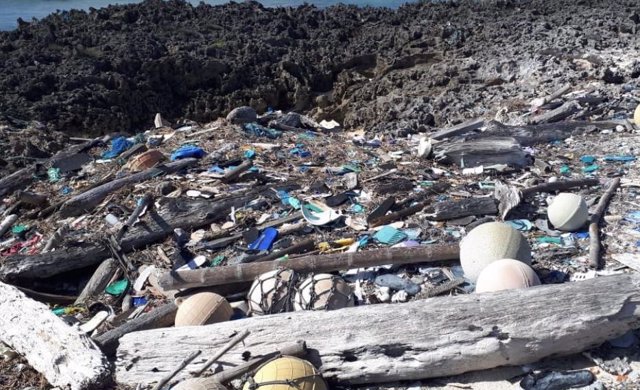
xmin=170 ymin=145 xmax=206 ymax=161
xmin=102 ymin=136 xmax=133 ymax=159
xmin=242 ymin=123 xmax=282 ymax=139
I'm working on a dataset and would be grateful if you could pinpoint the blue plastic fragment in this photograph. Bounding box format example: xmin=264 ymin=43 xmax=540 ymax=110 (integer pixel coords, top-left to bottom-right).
xmin=248 ymin=227 xmax=278 ymax=251
xmin=626 ymin=211 xmax=640 ymax=223
xmin=242 ymin=123 xmax=281 ymax=139
xmin=505 ymin=219 xmax=534 ymax=232
xmin=580 ymin=155 xmax=596 ymax=164
xmin=132 ymin=296 xmax=148 ymax=307
xmin=102 ymin=136 xmax=133 ymax=159
xmin=170 ymin=145 xmax=205 ymax=161
xmin=604 ymin=155 xmax=636 ymax=162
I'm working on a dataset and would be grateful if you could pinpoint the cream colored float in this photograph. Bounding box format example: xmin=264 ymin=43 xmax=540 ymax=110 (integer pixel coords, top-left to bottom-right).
xmin=547 ymin=192 xmax=588 ymax=231
xmin=175 ymin=292 xmax=233 ymax=327
xmin=475 ymin=259 xmax=541 ymax=293
xmin=460 ymin=222 xmax=532 ymax=281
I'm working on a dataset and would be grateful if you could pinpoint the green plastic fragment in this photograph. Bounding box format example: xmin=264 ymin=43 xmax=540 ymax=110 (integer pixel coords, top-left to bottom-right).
xmin=341 ymin=164 xmax=361 ymax=173
xmin=582 ymin=164 xmax=599 ymax=173
xmin=47 ymin=167 xmax=61 ymax=182
xmin=52 ymin=307 xmax=66 ymax=316
xmin=105 ymin=279 xmax=129 ymax=296
xmin=11 ymin=225 xmax=28 ymax=235
xmin=559 ymin=165 xmax=571 ymax=175
xmin=420 ymin=181 xmax=435 ymax=187
xmin=288 ymin=197 xmax=301 ymax=209
xmin=210 ymin=255 xmax=225 ymax=267
xmin=304 ymin=203 xmax=324 ymax=213
xmin=537 ymin=236 xmax=563 ymax=245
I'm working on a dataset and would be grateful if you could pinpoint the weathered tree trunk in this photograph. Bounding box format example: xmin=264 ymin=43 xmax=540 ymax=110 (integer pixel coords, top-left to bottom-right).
xmin=59 ymin=158 xmax=198 ymax=217
xmin=158 ymin=244 xmax=460 ymax=290
xmin=0 ymin=282 xmax=110 ymax=390
xmin=116 ymin=274 xmax=640 ymax=387
xmin=0 ymin=195 xmax=256 ymax=280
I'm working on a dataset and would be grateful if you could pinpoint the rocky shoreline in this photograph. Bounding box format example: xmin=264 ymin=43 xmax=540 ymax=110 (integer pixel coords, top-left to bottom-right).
xmin=0 ymin=0 xmax=638 ymax=138
xmin=3 ymin=0 xmax=640 ymax=389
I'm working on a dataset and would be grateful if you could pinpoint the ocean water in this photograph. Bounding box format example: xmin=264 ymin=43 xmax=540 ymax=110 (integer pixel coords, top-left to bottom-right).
xmin=0 ymin=0 xmax=412 ymax=31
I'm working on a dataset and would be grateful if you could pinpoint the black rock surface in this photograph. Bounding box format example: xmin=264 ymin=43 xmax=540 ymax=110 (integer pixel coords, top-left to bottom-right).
xmin=0 ymin=0 xmax=638 ymax=136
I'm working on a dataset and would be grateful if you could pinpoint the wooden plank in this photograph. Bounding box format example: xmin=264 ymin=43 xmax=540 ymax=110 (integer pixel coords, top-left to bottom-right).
xmin=0 ymin=281 xmax=110 ymax=389
xmin=116 ymin=274 xmax=640 ymax=386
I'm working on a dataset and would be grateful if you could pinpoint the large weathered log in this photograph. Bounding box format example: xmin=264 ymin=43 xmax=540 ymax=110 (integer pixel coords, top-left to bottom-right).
xmin=434 ymin=137 xmax=530 ymax=168
xmin=479 ymin=120 xmax=620 ymax=146
xmin=94 ymin=302 xmax=178 ymax=356
xmin=0 ymin=282 xmax=110 ymax=390
xmin=0 ymin=165 xmax=36 ymax=198
xmin=59 ymin=158 xmax=198 ymax=217
xmin=159 ymin=244 xmax=460 ymax=290
xmin=425 ymin=197 xmax=498 ymax=221
xmin=116 ymin=274 xmax=640 ymax=387
xmin=0 ymin=195 xmax=256 ymax=280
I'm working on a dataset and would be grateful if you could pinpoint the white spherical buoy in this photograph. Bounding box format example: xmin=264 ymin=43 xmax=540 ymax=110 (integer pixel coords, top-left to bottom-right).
xmin=247 ymin=269 xmax=295 ymax=315
xmin=475 ymin=258 xmax=541 ymax=293
xmin=460 ymin=222 xmax=531 ymax=282
xmin=294 ymin=274 xmax=354 ymax=311
xmin=547 ymin=193 xmax=589 ymax=231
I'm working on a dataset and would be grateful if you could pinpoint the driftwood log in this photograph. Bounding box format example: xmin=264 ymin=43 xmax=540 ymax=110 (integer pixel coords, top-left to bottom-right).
xmin=479 ymin=120 xmax=621 ymax=146
xmin=425 ymin=197 xmax=498 ymax=221
xmin=0 ymin=165 xmax=36 ymax=198
xmin=495 ymin=178 xmax=600 ymax=219
xmin=0 ymin=135 xmax=109 ymax=200
xmin=430 ymin=118 xmax=485 ymax=140
xmin=0 ymin=194 xmax=256 ymax=280
xmin=75 ymin=258 xmax=120 ymax=305
xmin=94 ymin=302 xmax=178 ymax=356
xmin=0 ymin=282 xmax=110 ymax=390
xmin=59 ymin=158 xmax=198 ymax=217
xmin=529 ymin=101 xmax=579 ymax=125
xmin=159 ymin=244 xmax=460 ymax=290
xmin=116 ymin=274 xmax=640 ymax=386
xmin=589 ymin=177 xmax=621 ymax=269
xmin=434 ymin=137 xmax=530 ymax=168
